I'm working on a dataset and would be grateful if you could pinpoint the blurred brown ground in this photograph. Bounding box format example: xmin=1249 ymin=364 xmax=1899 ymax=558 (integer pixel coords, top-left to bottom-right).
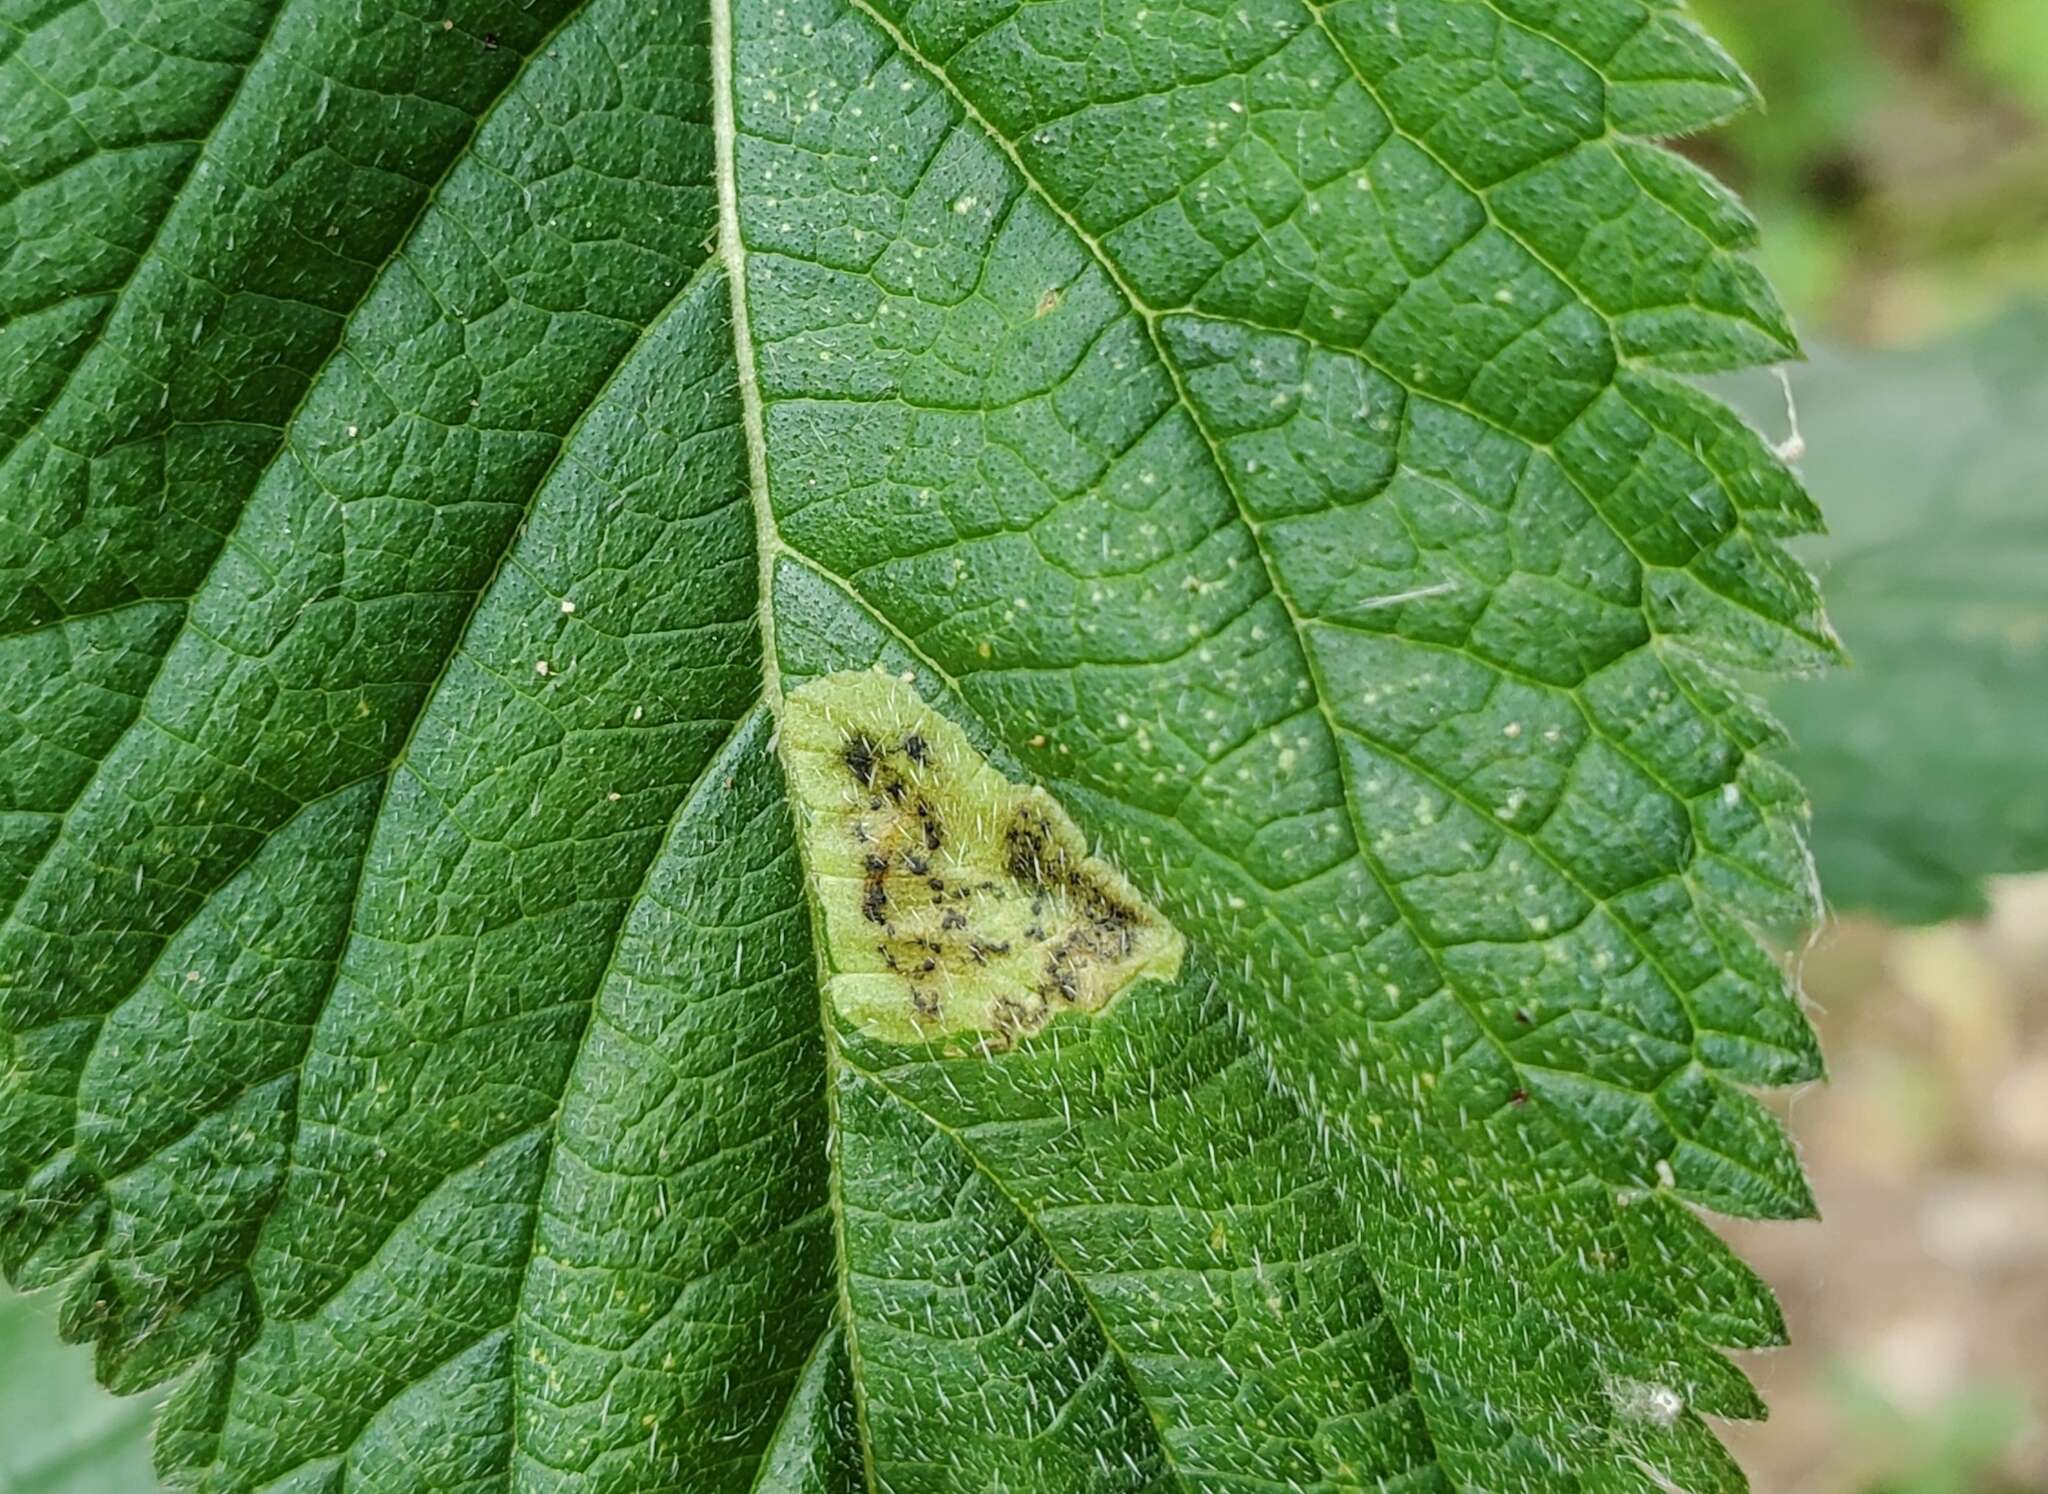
xmin=1719 ymin=878 xmax=2048 ymax=1492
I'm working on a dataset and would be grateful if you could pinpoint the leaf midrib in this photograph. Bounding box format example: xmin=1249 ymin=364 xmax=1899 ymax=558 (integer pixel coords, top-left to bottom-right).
xmin=708 ymin=2 xmax=889 ymax=1489
xmin=713 ymin=2 xmax=1454 ymax=1482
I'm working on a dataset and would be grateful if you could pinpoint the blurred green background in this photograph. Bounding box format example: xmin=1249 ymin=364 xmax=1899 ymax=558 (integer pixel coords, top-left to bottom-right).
xmin=3 ymin=2 xmax=2045 ymax=1489
xmin=1687 ymin=0 xmax=2048 ymax=345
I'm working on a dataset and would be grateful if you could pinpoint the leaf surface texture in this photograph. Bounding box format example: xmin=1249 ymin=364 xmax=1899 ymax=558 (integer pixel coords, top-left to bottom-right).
xmin=0 ymin=1 xmax=1830 ymax=1488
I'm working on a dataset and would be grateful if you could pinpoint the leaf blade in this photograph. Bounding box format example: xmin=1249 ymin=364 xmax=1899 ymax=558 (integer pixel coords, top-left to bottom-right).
xmin=1 ymin=0 xmax=1835 ymax=1487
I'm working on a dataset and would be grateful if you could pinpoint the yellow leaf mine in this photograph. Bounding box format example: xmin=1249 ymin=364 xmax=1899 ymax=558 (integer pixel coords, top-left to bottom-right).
xmin=780 ymin=672 xmax=1184 ymax=1046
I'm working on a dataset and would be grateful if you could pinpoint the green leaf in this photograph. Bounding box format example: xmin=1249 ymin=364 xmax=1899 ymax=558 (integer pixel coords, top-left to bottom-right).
xmin=0 ymin=1283 xmax=165 ymax=1493
xmin=1743 ymin=307 xmax=2048 ymax=923
xmin=1 ymin=1 xmax=1828 ymax=1488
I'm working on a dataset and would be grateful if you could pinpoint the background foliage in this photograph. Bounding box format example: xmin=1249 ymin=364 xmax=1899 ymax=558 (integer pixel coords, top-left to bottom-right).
xmin=0 ymin=1283 xmax=163 ymax=1492
xmin=1685 ymin=3 xmax=2048 ymax=1489
xmin=1686 ymin=0 xmax=2048 ymax=343
xmin=1733 ymin=308 xmax=2048 ymax=925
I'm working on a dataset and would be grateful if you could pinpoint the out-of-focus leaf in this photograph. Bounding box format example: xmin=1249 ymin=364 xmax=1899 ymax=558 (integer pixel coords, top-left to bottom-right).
xmin=1956 ymin=0 xmax=2048 ymax=112
xmin=0 ymin=1285 xmax=163 ymax=1493
xmin=1750 ymin=307 xmax=2048 ymax=922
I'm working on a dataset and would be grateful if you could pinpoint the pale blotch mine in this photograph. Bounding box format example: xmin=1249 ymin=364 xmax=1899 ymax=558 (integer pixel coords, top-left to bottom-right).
xmin=780 ymin=671 xmax=1183 ymax=1047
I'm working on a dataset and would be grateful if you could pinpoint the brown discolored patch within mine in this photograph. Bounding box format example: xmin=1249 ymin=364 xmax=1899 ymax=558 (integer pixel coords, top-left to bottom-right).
xmin=1002 ymin=807 xmax=1147 ymax=1014
xmin=833 ymin=730 xmax=985 ymax=1030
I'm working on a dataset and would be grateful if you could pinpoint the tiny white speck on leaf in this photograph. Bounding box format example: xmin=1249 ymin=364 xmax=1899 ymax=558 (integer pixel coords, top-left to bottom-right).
xmin=1607 ymin=1377 xmax=1685 ymax=1430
